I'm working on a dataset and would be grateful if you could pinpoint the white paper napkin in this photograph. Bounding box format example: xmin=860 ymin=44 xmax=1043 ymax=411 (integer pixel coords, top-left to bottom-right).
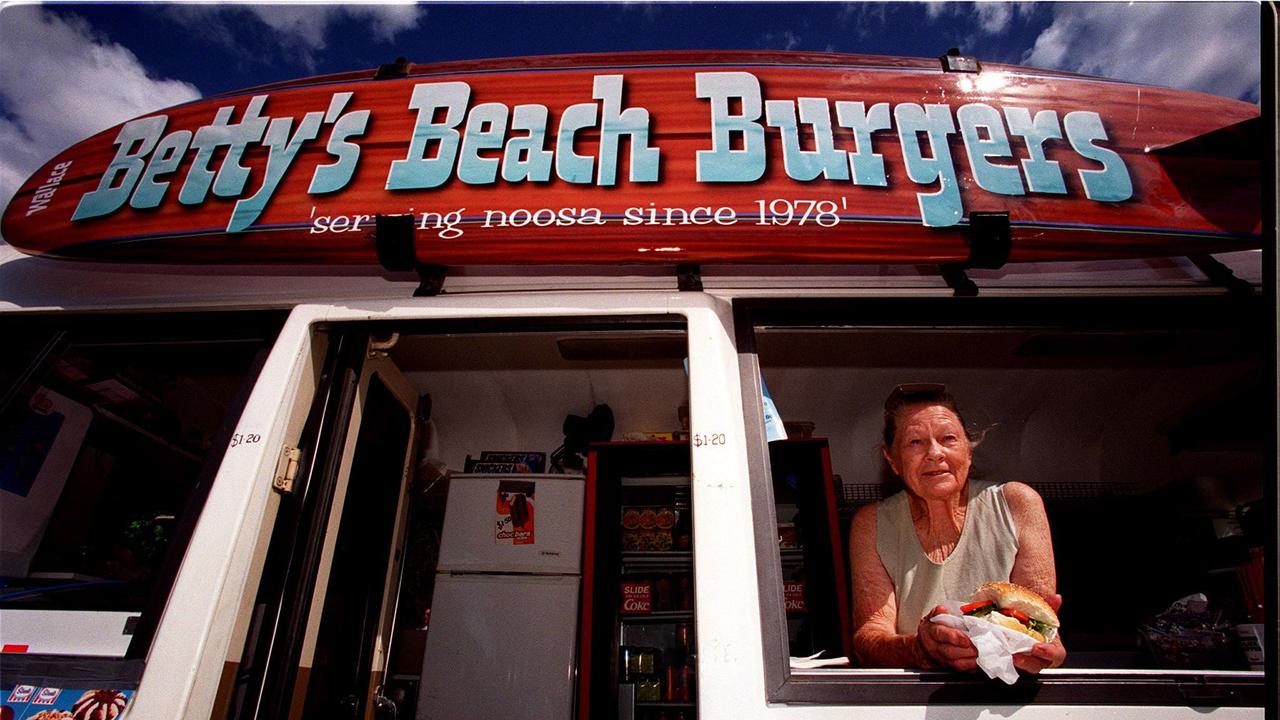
xmin=789 ymin=650 xmax=851 ymax=669
xmin=929 ymin=600 xmax=1039 ymax=684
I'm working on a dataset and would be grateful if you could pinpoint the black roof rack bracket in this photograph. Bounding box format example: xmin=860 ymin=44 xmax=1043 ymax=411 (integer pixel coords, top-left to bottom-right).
xmin=939 ymin=264 xmax=978 ymax=297
xmin=412 ymin=264 xmax=448 ymax=297
xmin=374 ymin=213 xmax=448 ymax=296
xmin=678 ymin=263 xmax=703 ymax=292
xmin=1187 ymin=254 xmax=1255 ymax=296
xmin=965 ymin=212 xmax=1012 ymax=270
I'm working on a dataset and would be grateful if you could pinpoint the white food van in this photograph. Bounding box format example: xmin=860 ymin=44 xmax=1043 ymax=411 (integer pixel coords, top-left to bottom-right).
xmin=0 ymin=49 xmax=1272 ymax=720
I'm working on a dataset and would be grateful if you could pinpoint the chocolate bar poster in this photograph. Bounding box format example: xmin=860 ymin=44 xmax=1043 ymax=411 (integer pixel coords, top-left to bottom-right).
xmin=495 ymin=480 xmax=536 ymax=545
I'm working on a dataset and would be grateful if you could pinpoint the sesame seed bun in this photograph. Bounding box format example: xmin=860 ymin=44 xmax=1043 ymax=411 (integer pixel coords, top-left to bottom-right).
xmin=971 ymin=581 xmax=1060 ymax=628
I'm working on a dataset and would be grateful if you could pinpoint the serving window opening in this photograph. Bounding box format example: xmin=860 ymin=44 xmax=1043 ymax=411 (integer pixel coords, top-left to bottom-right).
xmin=383 ymin=322 xmax=698 ymax=720
xmin=736 ymin=296 xmax=1268 ymax=706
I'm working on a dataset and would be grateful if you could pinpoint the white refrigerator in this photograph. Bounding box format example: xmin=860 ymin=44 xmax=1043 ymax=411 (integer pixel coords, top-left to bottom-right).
xmin=417 ymin=473 xmax=585 ymax=720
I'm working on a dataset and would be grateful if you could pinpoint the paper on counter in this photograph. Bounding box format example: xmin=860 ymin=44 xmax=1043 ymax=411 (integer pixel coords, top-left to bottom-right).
xmin=929 ymin=600 xmax=1039 ymax=684
xmin=789 ymin=651 xmax=851 ymax=669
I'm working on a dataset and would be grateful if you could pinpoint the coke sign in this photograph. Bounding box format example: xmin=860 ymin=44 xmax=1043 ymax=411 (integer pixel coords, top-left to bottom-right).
xmin=621 ymin=580 xmax=653 ymax=614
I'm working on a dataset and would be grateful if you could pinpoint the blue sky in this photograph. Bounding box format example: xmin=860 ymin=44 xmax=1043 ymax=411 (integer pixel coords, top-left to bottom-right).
xmin=0 ymin=1 xmax=1263 ymax=212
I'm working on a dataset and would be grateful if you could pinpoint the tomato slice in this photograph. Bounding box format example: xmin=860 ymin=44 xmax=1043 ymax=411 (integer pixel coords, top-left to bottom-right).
xmin=998 ymin=607 xmax=1031 ymax=623
xmin=960 ymin=600 xmax=994 ymax=615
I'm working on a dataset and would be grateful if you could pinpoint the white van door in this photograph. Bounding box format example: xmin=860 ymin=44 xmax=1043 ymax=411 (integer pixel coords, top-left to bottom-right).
xmin=295 ymin=349 xmax=419 ymax=718
xmin=223 ymin=330 xmax=419 ymax=720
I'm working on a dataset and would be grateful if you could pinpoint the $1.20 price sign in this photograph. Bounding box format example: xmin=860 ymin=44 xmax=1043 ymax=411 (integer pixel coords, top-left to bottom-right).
xmin=692 ymin=433 xmax=726 ymax=448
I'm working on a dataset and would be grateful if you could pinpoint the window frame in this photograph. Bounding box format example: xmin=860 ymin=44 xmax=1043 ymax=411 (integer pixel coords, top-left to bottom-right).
xmin=0 ymin=309 xmax=286 ymax=666
xmin=733 ymin=295 xmax=1271 ymax=708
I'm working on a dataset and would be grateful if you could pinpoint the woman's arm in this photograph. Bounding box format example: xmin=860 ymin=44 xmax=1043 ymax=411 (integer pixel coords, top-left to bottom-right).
xmin=848 ymin=504 xmax=976 ymax=670
xmin=1004 ymin=481 xmax=1067 ymax=672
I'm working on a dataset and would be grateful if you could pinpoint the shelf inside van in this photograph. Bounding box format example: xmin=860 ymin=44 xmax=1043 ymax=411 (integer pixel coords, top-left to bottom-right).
xmin=621 ymin=475 xmax=691 ymax=486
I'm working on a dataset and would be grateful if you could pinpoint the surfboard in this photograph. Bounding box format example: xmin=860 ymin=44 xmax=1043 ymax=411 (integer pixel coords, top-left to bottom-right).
xmin=0 ymin=51 xmax=1261 ymax=268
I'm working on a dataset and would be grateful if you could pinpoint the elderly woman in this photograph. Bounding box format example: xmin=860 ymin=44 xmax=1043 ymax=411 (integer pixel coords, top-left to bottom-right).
xmin=848 ymin=384 xmax=1066 ymax=673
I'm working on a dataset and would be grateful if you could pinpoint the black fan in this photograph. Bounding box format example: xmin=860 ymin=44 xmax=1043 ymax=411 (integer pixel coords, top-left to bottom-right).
xmin=551 ymin=404 xmax=614 ymax=472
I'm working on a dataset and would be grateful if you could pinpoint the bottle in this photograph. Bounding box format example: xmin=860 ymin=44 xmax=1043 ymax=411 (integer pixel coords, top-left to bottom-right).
xmin=681 ymin=651 xmax=696 ymax=702
xmin=655 ymin=576 xmax=672 ymax=612
xmin=673 ymin=626 xmax=692 ymax=702
xmin=673 ymin=486 xmax=692 ymax=550
xmin=636 ymin=648 xmax=662 ymax=701
xmin=638 ymin=674 xmax=662 ymax=702
xmin=620 ymin=646 xmax=635 ymax=683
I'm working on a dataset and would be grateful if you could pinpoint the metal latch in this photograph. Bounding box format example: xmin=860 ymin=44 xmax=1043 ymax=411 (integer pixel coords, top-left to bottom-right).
xmin=272 ymin=445 xmax=302 ymax=494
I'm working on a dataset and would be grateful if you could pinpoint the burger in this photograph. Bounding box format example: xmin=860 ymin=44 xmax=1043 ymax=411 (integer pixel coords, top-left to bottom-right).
xmin=960 ymin=582 xmax=1060 ymax=643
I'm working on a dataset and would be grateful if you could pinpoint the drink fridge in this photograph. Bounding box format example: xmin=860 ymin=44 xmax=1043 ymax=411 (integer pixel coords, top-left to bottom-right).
xmin=580 ymin=441 xmax=698 ymax=720
xmin=416 ymin=473 xmax=586 ymax=720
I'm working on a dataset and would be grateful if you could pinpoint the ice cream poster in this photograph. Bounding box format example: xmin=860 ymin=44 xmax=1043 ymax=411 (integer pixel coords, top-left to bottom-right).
xmin=495 ymin=480 xmax=535 ymax=545
xmin=2 ymin=685 xmax=132 ymax=720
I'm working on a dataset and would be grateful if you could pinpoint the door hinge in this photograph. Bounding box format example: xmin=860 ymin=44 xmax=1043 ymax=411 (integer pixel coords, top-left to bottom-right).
xmin=272 ymin=445 xmax=302 ymax=494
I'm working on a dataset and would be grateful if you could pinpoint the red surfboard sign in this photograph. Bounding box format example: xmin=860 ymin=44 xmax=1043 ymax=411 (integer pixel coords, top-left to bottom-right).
xmin=1 ymin=51 xmax=1261 ymax=267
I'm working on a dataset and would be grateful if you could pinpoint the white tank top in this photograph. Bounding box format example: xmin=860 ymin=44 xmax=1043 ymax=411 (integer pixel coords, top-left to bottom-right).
xmin=875 ymin=480 xmax=1019 ymax=635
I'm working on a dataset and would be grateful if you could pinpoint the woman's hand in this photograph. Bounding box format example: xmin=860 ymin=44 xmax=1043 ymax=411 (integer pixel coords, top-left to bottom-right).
xmin=1013 ymin=592 xmax=1066 ymax=674
xmin=915 ymin=605 xmax=978 ymax=671
xmin=1012 ymin=641 xmax=1065 ymax=674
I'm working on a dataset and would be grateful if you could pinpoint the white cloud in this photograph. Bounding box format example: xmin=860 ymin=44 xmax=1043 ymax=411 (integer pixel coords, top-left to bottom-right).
xmin=165 ymin=3 xmax=425 ymax=70
xmin=246 ymin=3 xmax=422 ymax=48
xmin=346 ymin=3 xmax=423 ymax=40
xmin=922 ymin=1 xmax=1028 ymax=36
xmin=1023 ymin=2 xmax=1260 ymax=102
xmin=619 ymin=2 xmax=664 ymax=23
xmin=837 ymin=3 xmax=891 ymax=40
xmin=972 ymin=2 xmax=1016 ymax=34
xmin=924 ymin=2 xmax=950 ymax=22
xmin=762 ymin=29 xmax=802 ymax=51
xmin=0 ymin=6 xmax=201 ymax=216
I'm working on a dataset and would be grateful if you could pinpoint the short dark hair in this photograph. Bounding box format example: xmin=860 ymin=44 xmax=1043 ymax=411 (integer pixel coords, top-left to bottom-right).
xmin=881 ymin=383 xmax=968 ymax=446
